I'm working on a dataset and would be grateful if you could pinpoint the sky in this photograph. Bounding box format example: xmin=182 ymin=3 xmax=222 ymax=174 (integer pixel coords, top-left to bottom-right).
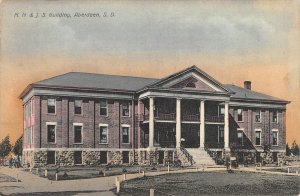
xmin=0 ymin=0 xmax=299 ymax=144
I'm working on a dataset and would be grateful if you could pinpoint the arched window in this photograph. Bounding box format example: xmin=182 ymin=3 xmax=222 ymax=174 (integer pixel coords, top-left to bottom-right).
xmin=186 ymin=82 xmax=196 ymax=88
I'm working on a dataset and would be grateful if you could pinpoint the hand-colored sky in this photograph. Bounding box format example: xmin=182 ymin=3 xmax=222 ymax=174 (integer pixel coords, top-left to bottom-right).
xmin=0 ymin=0 xmax=299 ymax=144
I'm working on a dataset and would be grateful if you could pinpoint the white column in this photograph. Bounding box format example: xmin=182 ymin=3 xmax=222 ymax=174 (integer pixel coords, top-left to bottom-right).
xmin=200 ymin=100 xmax=205 ymax=148
xmin=149 ymin=97 xmax=154 ymax=148
xmin=176 ymin=98 xmax=181 ymax=148
xmin=224 ymin=101 xmax=230 ymax=150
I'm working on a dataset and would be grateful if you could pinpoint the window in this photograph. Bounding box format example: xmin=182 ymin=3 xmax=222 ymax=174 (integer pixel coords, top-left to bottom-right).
xmin=100 ymin=151 xmax=108 ymax=164
xmin=218 ymin=127 xmax=224 ymax=144
xmin=255 ymin=110 xmax=261 ymax=122
xmin=122 ymin=126 xmax=130 ymax=143
xmin=255 ymin=130 xmax=261 ymax=146
xmin=272 ymin=130 xmax=278 ymax=146
xmin=100 ymin=100 xmax=108 ymax=116
xmin=47 ymin=124 xmax=56 ymax=143
xmin=74 ymin=151 xmax=82 ymax=165
xmin=47 ymin=151 xmax=55 ymax=164
xmin=122 ymin=102 xmax=130 ymax=117
xmin=74 ymin=124 xmax=83 ymax=144
xmin=272 ymin=111 xmax=278 ymax=123
xmin=237 ymin=109 xmax=243 ymax=122
xmin=47 ymin=99 xmax=56 ymax=114
xmin=122 ymin=151 xmax=129 ymax=164
xmin=100 ymin=125 xmax=108 ymax=144
xmin=219 ymin=107 xmax=224 ymax=115
xmin=74 ymin=100 xmax=82 ymax=115
xmin=237 ymin=129 xmax=244 ymax=145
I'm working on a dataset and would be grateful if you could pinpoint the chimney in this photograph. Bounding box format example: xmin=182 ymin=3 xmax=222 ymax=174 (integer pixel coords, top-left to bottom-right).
xmin=244 ymin=81 xmax=251 ymax=90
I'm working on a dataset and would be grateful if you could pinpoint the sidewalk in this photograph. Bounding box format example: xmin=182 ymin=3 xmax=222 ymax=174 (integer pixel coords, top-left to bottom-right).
xmin=0 ymin=166 xmax=116 ymax=195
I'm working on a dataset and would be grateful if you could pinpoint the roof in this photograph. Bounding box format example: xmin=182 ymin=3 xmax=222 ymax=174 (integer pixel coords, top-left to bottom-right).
xmin=224 ymin=84 xmax=288 ymax=103
xmin=34 ymin=72 xmax=159 ymax=91
xmin=19 ymin=66 xmax=289 ymax=104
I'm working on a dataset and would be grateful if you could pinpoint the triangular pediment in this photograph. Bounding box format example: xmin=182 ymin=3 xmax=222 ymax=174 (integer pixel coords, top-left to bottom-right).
xmin=149 ymin=66 xmax=229 ymax=93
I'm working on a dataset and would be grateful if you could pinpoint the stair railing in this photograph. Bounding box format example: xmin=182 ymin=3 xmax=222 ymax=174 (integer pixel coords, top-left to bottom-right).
xmin=180 ymin=144 xmax=196 ymax=165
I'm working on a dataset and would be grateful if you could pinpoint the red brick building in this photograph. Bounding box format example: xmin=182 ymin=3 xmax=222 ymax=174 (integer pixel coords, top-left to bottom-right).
xmin=20 ymin=66 xmax=289 ymax=167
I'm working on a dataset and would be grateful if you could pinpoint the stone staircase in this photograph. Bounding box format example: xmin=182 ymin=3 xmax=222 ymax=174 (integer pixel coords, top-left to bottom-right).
xmin=187 ymin=148 xmax=216 ymax=166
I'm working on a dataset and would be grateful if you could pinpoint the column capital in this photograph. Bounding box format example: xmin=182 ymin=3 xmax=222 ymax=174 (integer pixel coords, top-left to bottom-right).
xmin=176 ymin=97 xmax=182 ymax=100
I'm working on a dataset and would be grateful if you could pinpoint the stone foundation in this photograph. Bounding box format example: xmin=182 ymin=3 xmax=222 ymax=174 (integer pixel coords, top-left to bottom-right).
xmin=22 ymin=149 xmax=135 ymax=168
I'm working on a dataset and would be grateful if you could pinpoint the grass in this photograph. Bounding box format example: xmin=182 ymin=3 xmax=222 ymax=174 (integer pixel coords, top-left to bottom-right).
xmin=117 ymin=171 xmax=300 ymax=195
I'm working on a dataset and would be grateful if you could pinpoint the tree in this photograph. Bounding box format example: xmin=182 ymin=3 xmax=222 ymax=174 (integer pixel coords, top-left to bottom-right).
xmin=286 ymin=143 xmax=291 ymax=156
xmin=0 ymin=135 xmax=12 ymax=159
xmin=12 ymin=135 xmax=23 ymax=156
xmin=291 ymin=140 xmax=300 ymax=156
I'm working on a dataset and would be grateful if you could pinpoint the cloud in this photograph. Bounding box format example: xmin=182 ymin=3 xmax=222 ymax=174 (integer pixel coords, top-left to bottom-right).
xmin=1 ymin=1 xmax=291 ymax=58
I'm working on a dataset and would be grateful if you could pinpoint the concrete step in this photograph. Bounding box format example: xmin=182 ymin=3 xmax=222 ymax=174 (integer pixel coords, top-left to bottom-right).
xmin=186 ymin=148 xmax=216 ymax=166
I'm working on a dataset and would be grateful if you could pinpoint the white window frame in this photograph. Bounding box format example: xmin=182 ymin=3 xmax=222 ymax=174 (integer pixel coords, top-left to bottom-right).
xmin=100 ymin=100 xmax=108 ymax=116
xmin=272 ymin=110 xmax=278 ymax=123
xmin=121 ymin=124 xmax=131 ymax=144
xmin=73 ymin=123 xmax=83 ymax=144
xmin=255 ymin=129 xmax=262 ymax=146
xmin=237 ymin=108 xmax=243 ymax=122
xmin=46 ymin=122 xmax=57 ymax=144
xmin=47 ymin=98 xmax=56 ymax=114
xmin=74 ymin=100 xmax=83 ymax=115
xmin=121 ymin=102 xmax=131 ymax=117
xmin=237 ymin=128 xmax=244 ymax=146
xmin=255 ymin=110 xmax=261 ymax=123
xmin=99 ymin=124 xmax=109 ymax=144
xmin=272 ymin=129 xmax=279 ymax=146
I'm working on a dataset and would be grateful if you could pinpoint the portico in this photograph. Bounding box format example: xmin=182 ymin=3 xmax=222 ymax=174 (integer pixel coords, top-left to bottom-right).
xmin=139 ymin=95 xmax=230 ymax=151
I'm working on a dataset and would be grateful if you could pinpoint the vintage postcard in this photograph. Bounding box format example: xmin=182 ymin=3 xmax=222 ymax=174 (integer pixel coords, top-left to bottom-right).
xmin=0 ymin=0 xmax=299 ymax=195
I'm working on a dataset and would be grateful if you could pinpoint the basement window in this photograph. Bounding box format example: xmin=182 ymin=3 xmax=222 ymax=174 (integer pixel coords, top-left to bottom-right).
xmin=47 ymin=151 xmax=55 ymax=165
xmin=100 ymin=151 xmax=108 ymax=164
xmin=74 ymin=151 xmax=82 ymax=165
xmin=123 ymin=151 xmax=129 ymax=164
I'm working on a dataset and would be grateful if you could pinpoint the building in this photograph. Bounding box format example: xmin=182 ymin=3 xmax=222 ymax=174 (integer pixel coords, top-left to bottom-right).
xmin=19 ymin=66 xmax=289 ymax=167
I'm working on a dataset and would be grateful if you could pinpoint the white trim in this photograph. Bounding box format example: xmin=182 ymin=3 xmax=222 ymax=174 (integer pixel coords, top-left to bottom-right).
xmin=73 ymin=123 xmax=83 ymax=144
xmin=121 ymin=124 xmax=131 ymax=144
xmin=163 ymin=72 xmax=224 ymax=92
xmin=99 ymin=124 xmax=109 ymax=144
xmin=255 ymin=128 xmax=262 ymax=146
xmin=272 ymin=129 xmax=279 ymax=146
xmin=46 ymin=122 xmax=57 ymax=144
xmin=23 ymin=148 xmax=134 ymax=151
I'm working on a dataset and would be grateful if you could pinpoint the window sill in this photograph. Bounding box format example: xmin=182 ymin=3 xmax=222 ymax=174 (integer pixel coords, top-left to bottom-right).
xmin=237 ymin=121 xmax=244 ymax=123
xmin=47 ymin=113 xmax=56 ymax=116
xmin=100 ymin=115 xmax=108 ymax=117
xmin=74 ymin=114 xmax=83 ymax=116
xmin=255 ymin=145 xmax=262 ymax=147
xmin=99 ymin=143 xmax=108 ymax=145
xmin=74 ymin=143 xmax=83 ymax=145
xmin=122 ymin=116 xmax=131 ymax=118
